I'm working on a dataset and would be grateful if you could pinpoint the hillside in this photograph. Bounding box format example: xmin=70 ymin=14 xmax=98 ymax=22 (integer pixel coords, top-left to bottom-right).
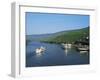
xmin=40 ymin=27 xmax=89 ymax=43
xmin=26 ymin=27 xmax=89 ymax=44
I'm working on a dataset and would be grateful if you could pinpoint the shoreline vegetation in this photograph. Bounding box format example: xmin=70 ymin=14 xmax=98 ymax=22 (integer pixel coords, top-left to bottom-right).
xmin=26 ymin=27 xmax=89 ymax=51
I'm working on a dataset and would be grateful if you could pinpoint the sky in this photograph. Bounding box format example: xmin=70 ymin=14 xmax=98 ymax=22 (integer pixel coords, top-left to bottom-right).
xmin=26 ymin=12 xmax=89 ymax=35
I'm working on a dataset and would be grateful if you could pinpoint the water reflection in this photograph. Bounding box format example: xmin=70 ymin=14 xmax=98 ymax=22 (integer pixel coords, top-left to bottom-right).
xmin=36 ymin=52 xmax=44 ymax=57
xmin=79 ymin=51 xmax=89 ymax=56
xmin=64 ymin=49 xmax=68 ymax=56
xmin=63 ymin=48 xmax=71 ymax=56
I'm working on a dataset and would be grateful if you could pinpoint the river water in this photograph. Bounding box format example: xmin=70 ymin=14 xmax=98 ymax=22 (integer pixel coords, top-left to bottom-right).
xmin=26 ymin=41 xmax=89 ymax=67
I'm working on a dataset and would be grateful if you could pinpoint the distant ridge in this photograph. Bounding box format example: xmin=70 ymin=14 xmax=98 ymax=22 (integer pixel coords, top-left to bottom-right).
xmin=26 ymin=27 xmax=89 ymax=43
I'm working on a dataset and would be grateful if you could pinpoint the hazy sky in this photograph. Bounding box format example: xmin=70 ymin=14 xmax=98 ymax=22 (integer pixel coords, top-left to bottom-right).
xmin=26 ymin=12 xmax=89 ymax=35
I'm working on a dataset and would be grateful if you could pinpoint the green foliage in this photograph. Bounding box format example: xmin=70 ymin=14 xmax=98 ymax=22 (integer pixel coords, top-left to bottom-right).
xmin=26 ymin=27 xmax=89 ymax=44
xmin=40 ymin=27 xmax=89 ymax=44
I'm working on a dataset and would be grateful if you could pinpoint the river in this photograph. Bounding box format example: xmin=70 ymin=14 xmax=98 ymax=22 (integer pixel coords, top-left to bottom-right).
xmin=26 ymin=41 xmax=89 ymax=67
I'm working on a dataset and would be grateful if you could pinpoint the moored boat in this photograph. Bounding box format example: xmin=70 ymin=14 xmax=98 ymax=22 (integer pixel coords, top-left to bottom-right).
xmin=77 ymin=47 xmax=89 ymax=51
xmin=61 ymin=43 xmax=72 ymax=49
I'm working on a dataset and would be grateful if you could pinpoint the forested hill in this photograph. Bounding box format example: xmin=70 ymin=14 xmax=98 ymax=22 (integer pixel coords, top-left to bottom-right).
xmin=26 ymin=27 xmax=89 ymax=44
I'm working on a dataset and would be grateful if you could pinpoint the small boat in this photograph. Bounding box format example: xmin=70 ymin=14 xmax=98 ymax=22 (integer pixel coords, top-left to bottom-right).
xmin=77 ymin=47 xmax=89 ymax=51
xmin=80 ymin=51 xmax=88 ymax=54
xmin=35 ymin=46 xmax=46 ymax=54
xmin=62 ymin=44 xmax=68 ymax=49
xmin=67 ymin=44 xmax=72 ymax=48
xmin=61 ymin=43 xmax=72 ymax=49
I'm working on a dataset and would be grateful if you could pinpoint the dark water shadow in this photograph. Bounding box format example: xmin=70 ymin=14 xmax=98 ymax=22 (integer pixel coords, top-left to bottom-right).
xmin=26 ymin=51 xmax=36 ymax=58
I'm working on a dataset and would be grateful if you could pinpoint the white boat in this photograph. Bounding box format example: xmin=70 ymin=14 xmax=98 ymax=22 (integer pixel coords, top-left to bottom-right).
xmin=67 ymin=44 xmax=72 ymax=48
xmin=80 ymin=51 xmax=88 ymax=54
xmin=77 ymin=47 xmax=89 ymax=51
xmin=61 ymin=43 xmax=72 ymax=49
xmin=35 ymin=46 xmax=46 ymax=54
